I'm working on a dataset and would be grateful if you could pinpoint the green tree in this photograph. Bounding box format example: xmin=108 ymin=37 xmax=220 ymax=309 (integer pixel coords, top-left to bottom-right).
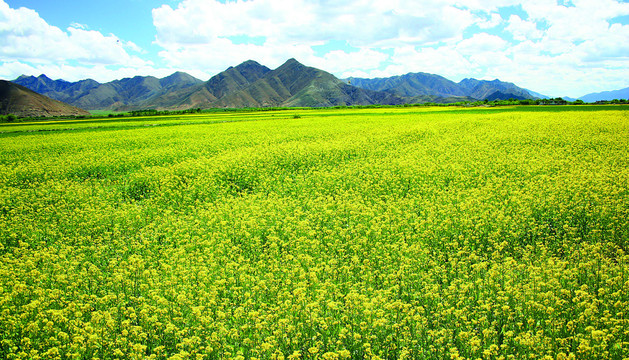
xmin=0 ymin=114 xmax=17 ymax=122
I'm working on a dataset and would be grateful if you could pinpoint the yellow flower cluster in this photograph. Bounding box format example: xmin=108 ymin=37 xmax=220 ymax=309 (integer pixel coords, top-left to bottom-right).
xmin=0 ymin=106 xmax=628 ymax=359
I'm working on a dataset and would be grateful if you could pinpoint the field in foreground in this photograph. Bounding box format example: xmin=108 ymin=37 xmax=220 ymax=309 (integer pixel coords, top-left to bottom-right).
xmin=0 ymin=106 xmax=628 ymax=360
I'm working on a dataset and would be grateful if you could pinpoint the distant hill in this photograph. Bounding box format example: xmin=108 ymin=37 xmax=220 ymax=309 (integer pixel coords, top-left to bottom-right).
xmin=0 ymin=80 xmax=90 ymax=117
xmin=579 ymin=87 xmax=629 ymax=102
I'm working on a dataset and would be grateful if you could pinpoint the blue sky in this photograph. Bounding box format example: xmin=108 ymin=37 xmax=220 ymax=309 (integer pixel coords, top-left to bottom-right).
xmin=1 ymin=0 xmax=628 ymax=98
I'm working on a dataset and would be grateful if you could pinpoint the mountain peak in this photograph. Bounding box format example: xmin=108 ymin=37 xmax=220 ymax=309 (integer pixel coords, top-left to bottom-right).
xmin=274 ymin=58 xmax=308 ymax=75
xmin=162 ymin=71 xmax=200 ymax=81
xmin=15 ymin=75 xmax=35 ymax=81
xmin=164 ymin=71 xmax=183 ymax=78
xmin=232 ymin=60 xmax=268 ymax=73
xmin=37 ymin=74 xmax=53 ymax=81
xmin=280 ymin=58 xmax=303 ymax=67
xmin=239 ymin=60 xmax=262 ymax=66
xmin=160 ymin=71 xmax=203 ymax=89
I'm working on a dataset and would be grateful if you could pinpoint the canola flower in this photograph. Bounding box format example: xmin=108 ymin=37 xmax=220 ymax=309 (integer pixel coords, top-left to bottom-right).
xmin=0 ymin=106 xmax=628 ymax=359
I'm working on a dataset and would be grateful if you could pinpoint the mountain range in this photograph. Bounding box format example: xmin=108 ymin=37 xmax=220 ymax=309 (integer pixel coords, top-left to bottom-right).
xmin=11 ymin=59 xmax=541 ymax=112
xmin=0 ymin=80 xmax=90 ymax=118
xmin=346 ymin=74 xmax=534 ymax=101
xmin=579 ymin=87 xmax=629 ymax=103
xmin=13 ymin=71 xmax=203 ymax=111
xmin=130 ymin=59 xmax=409 ymax=110
xmin=9 ymin=59 xmax=628 ymax=114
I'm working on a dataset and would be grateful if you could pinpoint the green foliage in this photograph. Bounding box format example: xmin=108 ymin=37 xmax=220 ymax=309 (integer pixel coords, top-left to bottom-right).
xmin=595 ymin=98 xmax=629 ymax=105
xmin=124 ymin=175 xmax=154 ymax=201
xmin=0 ymin=114 xmax=18 ymax=123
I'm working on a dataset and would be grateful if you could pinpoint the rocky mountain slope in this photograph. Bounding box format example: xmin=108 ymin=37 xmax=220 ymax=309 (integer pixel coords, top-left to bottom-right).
xmin=0 ymin=80 xmax=90 ymax=117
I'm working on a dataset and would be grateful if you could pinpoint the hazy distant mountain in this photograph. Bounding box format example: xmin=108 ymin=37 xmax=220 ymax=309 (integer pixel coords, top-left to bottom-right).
xmin=579 ymin=87 xmax=629 ymax=102
xmin=0 ymin=80 xmax=90 ymax=117
xmin=525 ymin=89 xmax=550 ymax=99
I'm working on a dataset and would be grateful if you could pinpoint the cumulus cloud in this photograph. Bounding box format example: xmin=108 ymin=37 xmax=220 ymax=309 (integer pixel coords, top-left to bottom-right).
xmin=153 ymin=0 xmax=476 ymax=48
xmin=476 ymin=12 xmax=504 ymax=29
xmin=457 ymin=33 xmax=508 ymax=55
xmin=505 ymin=15 xmax=544 ymax=41
xmin=69 ymin=22 xmax=88 ymax=30
xmin=385 ymin=46 xmax=475 ymax=80
xmin=0 ymin=0 xmax=153 ymax=81
xmin=0 ymin=60 xmax=176 ymax=83
xmin=152 ymin=0 xmax=478 ymax=75
xmin=312 ymin=48 xmax=390 ymax=75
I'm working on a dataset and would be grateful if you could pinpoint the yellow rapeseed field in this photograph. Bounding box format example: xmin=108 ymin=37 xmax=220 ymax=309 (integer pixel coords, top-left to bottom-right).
xmin=0 ymin=106 xmax=628 ymax=359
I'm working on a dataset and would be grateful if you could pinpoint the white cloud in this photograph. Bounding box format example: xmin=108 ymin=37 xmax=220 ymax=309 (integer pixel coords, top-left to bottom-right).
xmin=578 ymin=23 xmax=629 ymax=61
xmin=311 ymin=49 xmax=389 ymax=75
xmin=496 ymin=0 xmax=629 ymax=95
xmin=477 ymin=12 xmax=503 ymax=29
xmin=70 ymin=22 xmax=88 ymax=30
xmin=0 ymin=0 xmax=154 ymax=81
xmin=456 ymin=33 xmax=508 ymax=55
xmin=157 ymin=39 xmax=316 ymax=78
xmin=505 ymin=15 xmax=543 ymax=41
xmin=152 ymin=0 xmax=478 ymax=74
xmin=388 ymin=46 xmax=475 ymax=80
xmin=0 ymin=60 xmax=177 ymax=83
xmin=153 ymin=0 xmax=477 ymax=48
